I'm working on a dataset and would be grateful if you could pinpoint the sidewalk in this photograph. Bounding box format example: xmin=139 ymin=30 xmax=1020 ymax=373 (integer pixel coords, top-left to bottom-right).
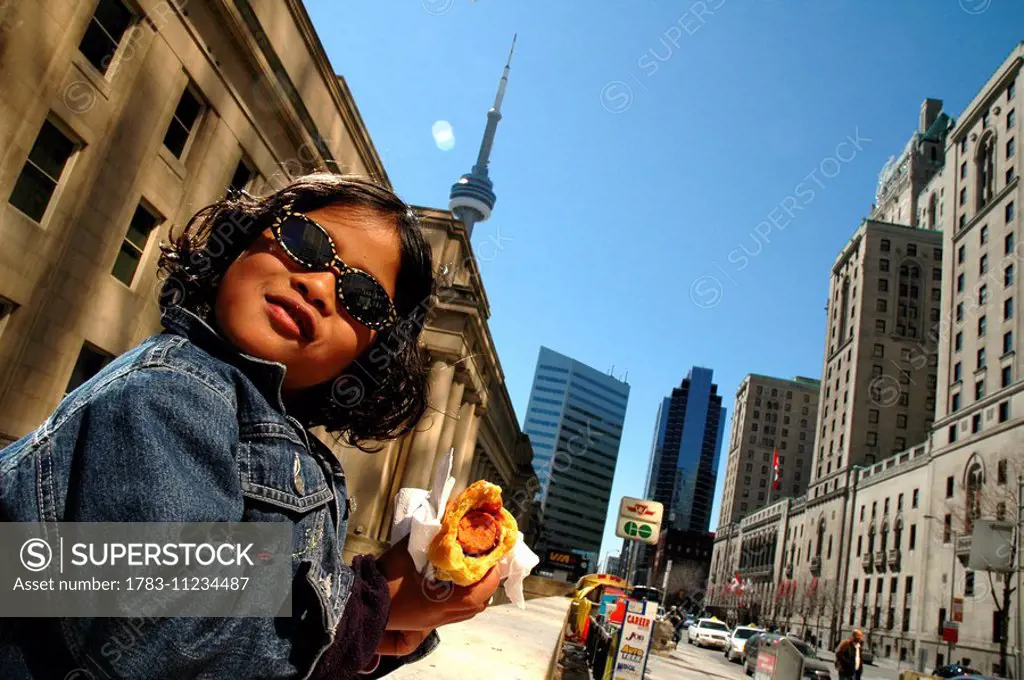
xmin=389 ymin=595 xmax=571 ymax=680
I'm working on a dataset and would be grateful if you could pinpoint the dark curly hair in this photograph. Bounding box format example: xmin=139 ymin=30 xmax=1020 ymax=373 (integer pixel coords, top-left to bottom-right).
xmin=157 ymin=173 xmax=435 ymax=452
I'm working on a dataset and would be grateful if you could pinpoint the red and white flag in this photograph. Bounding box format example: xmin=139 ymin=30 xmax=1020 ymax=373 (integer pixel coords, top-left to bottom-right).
xmin=772 ymin=449 xmax=781 ymax=490
xmin=729 ymin=571 xmax=741 ymax=593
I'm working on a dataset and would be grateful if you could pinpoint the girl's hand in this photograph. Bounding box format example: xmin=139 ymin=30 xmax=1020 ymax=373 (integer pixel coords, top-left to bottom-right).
xmin=377 ymin=629 xmax=433 ymax=657
xmin=376 ymin=538 xmax=501 ymax=633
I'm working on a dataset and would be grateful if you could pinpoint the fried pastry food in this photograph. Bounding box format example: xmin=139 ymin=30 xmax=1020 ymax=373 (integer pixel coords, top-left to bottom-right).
xmin=427 ymin=479 xmax=518 ymax=586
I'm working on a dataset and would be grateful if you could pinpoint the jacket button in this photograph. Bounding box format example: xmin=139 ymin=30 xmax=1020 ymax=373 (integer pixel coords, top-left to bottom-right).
xmin=293 ymin=453 xmax=305 ymax=495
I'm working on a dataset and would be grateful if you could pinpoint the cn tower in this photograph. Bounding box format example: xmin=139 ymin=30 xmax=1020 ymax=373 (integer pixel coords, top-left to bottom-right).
xmin=448 ymin=34 xmax=517 ymax=239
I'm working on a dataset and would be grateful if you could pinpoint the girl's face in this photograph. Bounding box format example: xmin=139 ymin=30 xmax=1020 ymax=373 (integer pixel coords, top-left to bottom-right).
xmin=214 ymin=204 xmax=402 ymax=392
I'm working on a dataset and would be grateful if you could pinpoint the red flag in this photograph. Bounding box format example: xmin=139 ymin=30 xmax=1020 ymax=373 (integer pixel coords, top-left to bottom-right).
xmin=772 ymin=449 xmax=781 ymax=490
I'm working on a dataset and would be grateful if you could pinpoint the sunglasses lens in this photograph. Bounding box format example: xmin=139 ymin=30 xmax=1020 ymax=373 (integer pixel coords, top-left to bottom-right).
xmin=278 ymin=216 xmax=333 ymax=267
xmin=340 ymin=271 xmax=392 ymax=327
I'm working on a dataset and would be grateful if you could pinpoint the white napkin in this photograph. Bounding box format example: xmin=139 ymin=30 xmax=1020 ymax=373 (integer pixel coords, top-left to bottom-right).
xmin=390 ymin=448 xmax=540 ymax=609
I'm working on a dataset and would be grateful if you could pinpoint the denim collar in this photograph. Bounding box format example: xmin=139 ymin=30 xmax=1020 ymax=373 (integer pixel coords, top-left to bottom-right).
xmin=160 ymin=305 xmax=292 ymax=417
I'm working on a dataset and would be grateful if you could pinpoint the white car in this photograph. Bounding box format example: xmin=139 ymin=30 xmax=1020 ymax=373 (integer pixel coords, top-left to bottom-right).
xmin=724 ymin=625 xmax=764 ymax=662
xmin=686 ymin=618 xmax=731 ymax=648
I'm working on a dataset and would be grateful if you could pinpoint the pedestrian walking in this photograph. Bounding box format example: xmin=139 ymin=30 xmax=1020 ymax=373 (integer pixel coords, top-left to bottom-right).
xmin=834 ymin=629 xmax=866 ymax=680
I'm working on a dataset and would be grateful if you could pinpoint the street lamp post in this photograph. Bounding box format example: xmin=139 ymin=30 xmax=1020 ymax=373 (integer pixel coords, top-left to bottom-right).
xmin=837 ymin=465 xmax=867 ymax=648
xmin=925 ymin=514 xmax=956 ymax=666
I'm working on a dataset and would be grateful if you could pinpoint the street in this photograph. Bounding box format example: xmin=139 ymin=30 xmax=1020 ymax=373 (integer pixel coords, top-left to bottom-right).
xmin=646 ymin=637 xmax=908 ymax=680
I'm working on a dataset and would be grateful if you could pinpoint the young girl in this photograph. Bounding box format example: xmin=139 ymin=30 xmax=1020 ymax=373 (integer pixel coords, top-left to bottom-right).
xmin=0 ymin=174 xmax=500 ymax=679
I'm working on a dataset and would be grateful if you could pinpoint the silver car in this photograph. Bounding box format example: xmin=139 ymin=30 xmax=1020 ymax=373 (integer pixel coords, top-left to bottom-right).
xmin=725 ymin=626 xmax=764 ymax=663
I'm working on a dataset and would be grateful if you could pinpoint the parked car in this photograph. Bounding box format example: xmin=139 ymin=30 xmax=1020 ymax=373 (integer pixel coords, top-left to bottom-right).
xmin=687 ymin=617 xmax=731 ymax=649
xmin=933 ymin=665 xmax=984 ymax=678
xmin=725 ymin=625 xmax=764 ymax=663
xmin=744 ymin=633 xmax=782 ymax=675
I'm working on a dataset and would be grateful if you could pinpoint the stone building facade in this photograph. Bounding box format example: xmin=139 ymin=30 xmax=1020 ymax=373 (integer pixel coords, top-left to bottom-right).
xmin=718 ymin=373 xmax=821 ymax=526
xmin=708 ymin=45 xmax=1024 ymax=677
xmin=0 ymin=0 xmax=535 ymax=560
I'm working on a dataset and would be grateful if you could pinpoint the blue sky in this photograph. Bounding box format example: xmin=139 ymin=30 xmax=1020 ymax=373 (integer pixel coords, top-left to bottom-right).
xmin=305 ymin=0 xmax=1024 ymax=567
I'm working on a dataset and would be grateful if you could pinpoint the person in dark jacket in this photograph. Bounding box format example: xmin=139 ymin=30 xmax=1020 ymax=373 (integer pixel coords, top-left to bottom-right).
xmin=0 ymin=175 xmax=500 ymax=679
xmin=834 ymin=629 xmax=865 ymax=680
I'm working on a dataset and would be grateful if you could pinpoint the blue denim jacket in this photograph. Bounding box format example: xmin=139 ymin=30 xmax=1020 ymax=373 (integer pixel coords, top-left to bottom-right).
xmin=0 ymin=306 xmax=437 ymax=679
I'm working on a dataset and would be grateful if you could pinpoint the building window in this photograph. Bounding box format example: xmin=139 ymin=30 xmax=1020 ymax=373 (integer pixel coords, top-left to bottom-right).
xmin=1006 ymin=264 xmax=1015 ymax=287
xmin=1005 ymin=330 xmax=1014 ymax=354
xmin=1009 ymin=138 xmax=1017 ymax=159
xmin=1008 ymin=201 xmax=1016 ymax=223
xmin=881 ymin=238 xmax=891 ymax=252
xmin=943 ymin=514 xmax=952 ymax=543
xmin=1007 ymin=232 xmax=1016 ymax=254
xmin=980 ymin=285 xmax=989 ymax=304
xmin=1006 ymin=297 xmax=1014 ymax=320
xmin=912 ymin=489 xmax=919 ymax=508
xmin=1010 ymin=167 xmax=1018 ymax=184
xmin=65 ymin=344 xmax=115 ymax=395
xmin=956 ymin=303 xmax=964 ymax=322
xmin=978 ymin=347 xmax=987 ymax=369
xmin=877 ymin=299 xmax=887 ymax=312
xmin=972 ymin=413 xmax=982 ymax=433
xmin=880 ymin=258 xmax=890 ymax=272
xmin=952 ymin=393 xmax=961 ymax=411
xmin=999 ymin=400 xmax=1010 ymax=422
xmin=959 ymin=214 xmax=967 ymax=230
xmin=78 ymin=0 xmax=134 ymax=75
xmin=961 ymin=161 xmax=968 ymax=178
xmin=868 ymin=409 xmax=879 ymax=424
xmin=981 ymin=225 xmax=989 ymax=244
xmin=896 ymin=414 xmax=907 ymax=429
xmin=9 ymin=120 xmax=78 ymax=223
xmin=227 ymin=158 xmax=255 ymax=194
xmin=1010 ymin=109 xmax=1017 ymax=129
xmin=867 ymin=432 xmax=878 ymax=446
xmin=1003 ymin=365 xmax=1012 ymax=387
xmin=873 ymin=344 xmax=884 ymax=358
xmin=997 ymin=459 xmax=1008 ymax=484
xmin=111 ymin=204 xmax=161 ymax=285
xmin=163 ymin=85 xmax=204 ymax=159
xmin=965 ymin=571 xmax=975 ymax=596
xmin=955 ymin=332 xmax=963 ymax=352
xmin=981 ymin=254 xmax=989 ymax=275
xmin=976 ymin=379 xmax=986 ymax=400
xmin=876 ymin=320 xmax=886 ymax=334
xmin=954 ymin=362 xmax=962 ymax=382
xmin=979 ymin=315 xmax=987 ymax=336
xmin=879 ymin=279 xmax=889 ymax=292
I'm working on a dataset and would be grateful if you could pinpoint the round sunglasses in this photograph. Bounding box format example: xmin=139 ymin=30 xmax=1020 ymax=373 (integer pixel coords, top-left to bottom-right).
xmin=269 ymin=208 xmax=398 ymax=331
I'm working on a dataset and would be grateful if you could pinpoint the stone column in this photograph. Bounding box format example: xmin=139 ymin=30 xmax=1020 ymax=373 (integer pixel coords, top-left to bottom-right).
xmin=451 ymin=402 xmax=483 ymax=495
xmin=431 ymin=377 xmax=465 ymax=474
xmin=400 ymin=359 xmax=455 ymax=489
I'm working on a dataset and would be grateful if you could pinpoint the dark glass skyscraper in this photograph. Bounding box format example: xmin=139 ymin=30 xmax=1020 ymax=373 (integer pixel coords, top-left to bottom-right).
xmin=644 ymin=366 xmax=726 ymax=533
xmin=522 ymin=347 xmax=629 ymax=562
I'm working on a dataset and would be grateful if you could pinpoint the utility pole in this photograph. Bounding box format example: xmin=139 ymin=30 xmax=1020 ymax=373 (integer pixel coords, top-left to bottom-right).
xmin=925 ymin=514 xmax=957 ymax=665
xmin=1016 ymin=476 xmax=1022 ymax=680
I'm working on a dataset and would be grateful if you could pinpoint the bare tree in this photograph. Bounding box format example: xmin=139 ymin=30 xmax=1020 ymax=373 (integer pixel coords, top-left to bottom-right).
xmin=945 ymin=449 xmax=1021 ymax=677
